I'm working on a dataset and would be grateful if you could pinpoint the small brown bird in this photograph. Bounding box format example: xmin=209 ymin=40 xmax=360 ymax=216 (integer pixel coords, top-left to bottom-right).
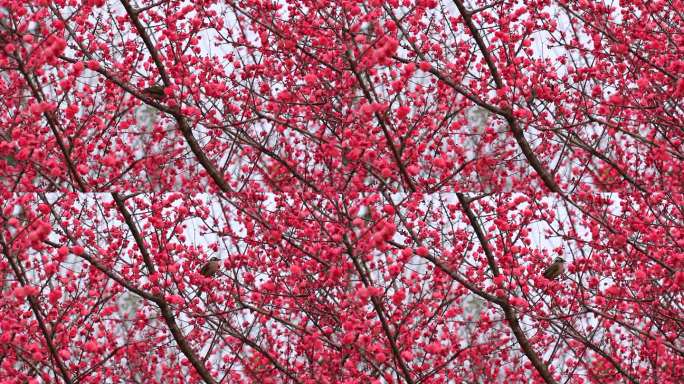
xmin=141 ymin=85 xmax=166 ymax=100
xmin=199 ymin=256 xmax=221 ymax=277
xmin=542 ymin=257 xmax=566 ymax=280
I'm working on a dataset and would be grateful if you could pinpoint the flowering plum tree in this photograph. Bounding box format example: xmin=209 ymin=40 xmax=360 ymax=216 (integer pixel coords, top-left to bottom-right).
xmin=0 ymin=0 xmax=682 ymax=383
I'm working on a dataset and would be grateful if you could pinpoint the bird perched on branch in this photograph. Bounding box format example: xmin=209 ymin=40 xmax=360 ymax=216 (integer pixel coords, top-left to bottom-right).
xmin=199 ymin=256 xmax=221 ymax=277
xmin=542 ymin=257 xmax=566 ymax=279
xmin=142 ymin=85 xmax=166 ymax=100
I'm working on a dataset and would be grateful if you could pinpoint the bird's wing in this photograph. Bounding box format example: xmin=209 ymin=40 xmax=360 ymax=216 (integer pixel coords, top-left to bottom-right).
xmin=199 ymin=263 xmax=210 ymax=276
xmin=542 ymin=264 xmax=559 ymax=279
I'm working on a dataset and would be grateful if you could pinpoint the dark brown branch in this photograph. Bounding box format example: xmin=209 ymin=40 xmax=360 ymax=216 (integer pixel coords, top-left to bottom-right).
xmin=457 ymin=194 xmax=558 ymax=384
xmin=118 ymin=0 xmax=234 ymax=196
xmin=411 ymin=1 xmax=563 ymax=193
xmin=112 ymin=193 xmax=219 ymax=384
